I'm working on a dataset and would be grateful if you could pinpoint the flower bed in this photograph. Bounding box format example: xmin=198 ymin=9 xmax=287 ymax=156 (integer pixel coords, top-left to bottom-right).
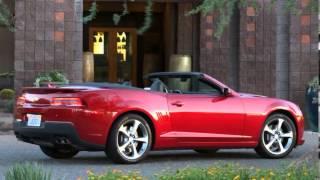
xmin=87 ymin=163 xmax=318 ymax=180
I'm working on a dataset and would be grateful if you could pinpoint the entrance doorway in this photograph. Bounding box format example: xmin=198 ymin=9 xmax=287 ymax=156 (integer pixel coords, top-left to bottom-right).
xmin=89 ymin=28 xmax=137 ymax=85
xmin=83 ymin=1 xmax=177 ymax=87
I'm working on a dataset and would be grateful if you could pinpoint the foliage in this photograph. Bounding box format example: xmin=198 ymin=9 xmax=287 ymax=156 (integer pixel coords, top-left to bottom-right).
xmin=87 ymin=169 xmax=143 ymax=180
xmin=157 ymin=163 xmax=318 ymax=180
xmin=307 ymin=76 xmax=319 ymax=93
xmin=0 ymin=88 xmax=14 ymax=100
xmin=112 ymin=0 xmax=153 ymax=35
xmin=137 ymin=0 xmax=153 ymax=35
xmin=0 ymin=0 xmax=14 ymax=31
xmin=87 ymin=163 xmax=318 ymax=180
xmin=0 ymin=71 xmax=14 ymax=78
xmin=34 ymin=71 xmax=69 ymax=87
xmin=188 ymin=0 xmax=318 ymax=38
xmin=5 ymin=163 xmax=51 ymax=180
xmin=83 ymin=1 xmax=98 ymax=24
xmin=113 ymin=1 xmax=129 ymax=25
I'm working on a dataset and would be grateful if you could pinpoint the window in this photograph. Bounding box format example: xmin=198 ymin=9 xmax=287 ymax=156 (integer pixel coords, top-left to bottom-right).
xmin=149 ymin=75 xmax=222 ymax=95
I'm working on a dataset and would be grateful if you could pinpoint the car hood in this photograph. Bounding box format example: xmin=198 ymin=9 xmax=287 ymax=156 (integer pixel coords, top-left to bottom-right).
xmin=238 ymin=93 xmax=267 ymax=98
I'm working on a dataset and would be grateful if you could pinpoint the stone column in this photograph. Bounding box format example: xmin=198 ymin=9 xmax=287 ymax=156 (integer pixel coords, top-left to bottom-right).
xmin=14 ymin=0 xmax=83 ymax=91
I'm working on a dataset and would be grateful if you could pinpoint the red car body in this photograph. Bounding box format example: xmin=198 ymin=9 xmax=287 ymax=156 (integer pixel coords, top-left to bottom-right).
xmin=14 ymin=72 xmax=304 ymax=157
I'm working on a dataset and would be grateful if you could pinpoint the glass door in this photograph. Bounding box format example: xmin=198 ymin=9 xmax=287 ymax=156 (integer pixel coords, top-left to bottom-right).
xmin=89 ymin=28 xmax=137 ymax=85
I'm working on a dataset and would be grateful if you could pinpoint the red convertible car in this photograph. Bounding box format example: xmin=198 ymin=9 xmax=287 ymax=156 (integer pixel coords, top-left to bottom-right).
xmin=14 ymin=72 xmax=304 ymax=164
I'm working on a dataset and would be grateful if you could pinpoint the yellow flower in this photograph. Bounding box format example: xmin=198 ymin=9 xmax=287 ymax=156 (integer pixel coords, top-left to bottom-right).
xmin=269 ymin=171 xmax=275 ymax=176
xmin=233 ymin=175 xmax=240 ymax=180
xmin=304 ymin=172 xmax=308 ymax=176
xmin=287 ymin=173 xmax=291 ymax=177
xmin=251 ymin=178 xmax=257 ymax=180
xmin=260 ymin=177 xmax=265 ymax=180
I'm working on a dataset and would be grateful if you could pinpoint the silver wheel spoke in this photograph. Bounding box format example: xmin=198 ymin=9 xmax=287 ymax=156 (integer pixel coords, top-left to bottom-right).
xmin=131 ymin=143 xmax=139 ymax=159
xmin=264 ymin=125 xmax=275 ymax=135
xmin=277 ymin=118 xmax=284 ymax=130
xmin=132 ymin=120 xmax=141 ymax=133
xmin=134 ymin=136 xmax=148 ymax=143
xmin=281 ymin=132 xmax=293 ymax=138
xmin=266 ymin=137 xmax=276 ymax=149
xmin=119 ymin=125 xmax=130 ymax=137
xmin=119 ymin=141 xmax=130 ymax=152
xmin=277 ymin=140 xmax=285 ymax=153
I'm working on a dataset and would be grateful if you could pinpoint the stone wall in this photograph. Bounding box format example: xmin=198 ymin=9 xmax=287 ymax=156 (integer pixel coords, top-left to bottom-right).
xmin=14 ymin=0 xmax=83 ymax=90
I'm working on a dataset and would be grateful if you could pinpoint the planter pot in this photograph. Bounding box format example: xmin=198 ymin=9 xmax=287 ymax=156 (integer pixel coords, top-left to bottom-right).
xmin=39 ymin=82 xmax=68 ymax=87
xmin=305 ymin=87 xmax=318 ymax=132
xmin=0 ymin=99 xmax=9 ymax=109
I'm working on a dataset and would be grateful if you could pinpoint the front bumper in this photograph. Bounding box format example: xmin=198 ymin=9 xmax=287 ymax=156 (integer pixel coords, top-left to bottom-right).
xmin=14 ymin=121 xmax=104 ymax=151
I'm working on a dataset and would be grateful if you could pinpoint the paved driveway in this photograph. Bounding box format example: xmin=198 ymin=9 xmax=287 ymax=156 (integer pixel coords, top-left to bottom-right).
xmin=0 ymin=132 xmax=318 ymax=179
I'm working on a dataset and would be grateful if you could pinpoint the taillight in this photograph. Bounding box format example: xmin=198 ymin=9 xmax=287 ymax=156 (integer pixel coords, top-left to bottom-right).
xmin=51 ymin=97 xmax=83 ymax=107
xmin=16 ymin=96 xmax=26 ymax=106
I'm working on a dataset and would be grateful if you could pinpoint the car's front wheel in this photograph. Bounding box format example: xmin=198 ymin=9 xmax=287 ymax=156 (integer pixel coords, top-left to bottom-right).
xmin=40 ymin=146 xmax=79 ymax=159
xmin=106 ymin=114 xmax=152 ymax=164
xmin=255 ymin=113 xmax=296 ymax=158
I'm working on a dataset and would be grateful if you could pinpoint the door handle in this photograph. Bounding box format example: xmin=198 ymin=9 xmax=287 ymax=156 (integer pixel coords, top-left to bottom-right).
xmin=171 ymin=101 xmax=184 ymax=107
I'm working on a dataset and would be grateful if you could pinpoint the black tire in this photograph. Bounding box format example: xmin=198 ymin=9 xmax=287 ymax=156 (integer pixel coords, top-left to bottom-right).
xmin=105 ymin=114 xmax=152 ymax=164
xmin=194 ymin=149 xmax=219 ymax=154
xmin=255 ymin=113 xmax=296 ymax=159
xmin=40 ymin=146 xmax=79 ymax=159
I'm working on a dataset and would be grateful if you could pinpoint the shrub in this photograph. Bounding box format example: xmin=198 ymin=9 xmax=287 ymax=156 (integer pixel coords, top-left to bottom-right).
xmin=5 ymin=163 xmax=51 ymax=180
xmin=34 ymin=71 xmax=69 ymax=87
xmin=307 ymin=76 xmax=319 ymax=94
xmin=0 ymin=89 xmax=15 ymax=100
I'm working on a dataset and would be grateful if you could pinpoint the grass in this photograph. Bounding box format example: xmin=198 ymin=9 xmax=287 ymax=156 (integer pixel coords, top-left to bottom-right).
xmin=87 ymin=163 xmax=319 ymax=180
xmin=5 ymin=162 xmax=319 ymax=180
xmin=5 ymin=162 xmax=51 ymax=180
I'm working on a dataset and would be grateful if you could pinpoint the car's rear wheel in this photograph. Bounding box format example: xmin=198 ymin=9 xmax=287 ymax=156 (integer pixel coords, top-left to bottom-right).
xmin=40 ymin=146 xmax=79 ymax=159
xmin=106 ymin=114 xmax=152 ymax=164
xmin=255 ymin=113 xmax=296 ymax=158
xmin=194 ymin=149 xmax=219 ymax=154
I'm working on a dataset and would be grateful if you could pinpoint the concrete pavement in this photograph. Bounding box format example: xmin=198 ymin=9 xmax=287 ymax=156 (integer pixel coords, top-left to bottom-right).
xmin=0 ymin=132 xmax=318 ymax=179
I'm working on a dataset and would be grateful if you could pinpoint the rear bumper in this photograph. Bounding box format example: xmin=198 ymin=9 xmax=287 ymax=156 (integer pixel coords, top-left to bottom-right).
xmin=13 ymin=121 xmax=104 ymax=151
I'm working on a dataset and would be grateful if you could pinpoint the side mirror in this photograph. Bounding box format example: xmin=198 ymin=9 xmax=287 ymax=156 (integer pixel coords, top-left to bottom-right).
xmin=223 ymin=88 xmax=230 ymax=96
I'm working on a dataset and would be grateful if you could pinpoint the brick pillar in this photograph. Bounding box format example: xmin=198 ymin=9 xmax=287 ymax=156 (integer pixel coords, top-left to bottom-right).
xmin=14 ymin=0 xmax=83 ymax=91
xmin=239 ymin=1 xmax=276 ymax=97
xmin=199 ymin=12 xmax=236 ymax=86
xmin=288 ymin=0 xmax=319 ymax=112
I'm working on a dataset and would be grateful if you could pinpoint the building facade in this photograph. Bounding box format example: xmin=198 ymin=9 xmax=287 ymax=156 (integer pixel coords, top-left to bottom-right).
xmin=8 ymin=0 xmax=319 ymax=125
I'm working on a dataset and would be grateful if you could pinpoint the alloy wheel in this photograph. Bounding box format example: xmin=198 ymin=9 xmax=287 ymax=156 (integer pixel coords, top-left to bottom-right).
xmin=116 ymin=119 xmax=149 ymax=160
xmin=262 ymin=118 xmax=294 ymax=155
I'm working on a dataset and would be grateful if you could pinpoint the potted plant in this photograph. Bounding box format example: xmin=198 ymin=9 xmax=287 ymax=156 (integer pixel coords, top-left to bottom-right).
xmin=34 ymin=71 xmax=69 ymax=87
xmin=0 ymin=88 xmax=15 ymax=113
xmin=305 ymin=76 xmax=319 ymax=132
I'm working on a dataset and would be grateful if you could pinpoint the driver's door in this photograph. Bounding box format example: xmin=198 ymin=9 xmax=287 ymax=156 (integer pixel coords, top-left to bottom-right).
xmin=166 ymin=77 xmax=246 ymax=145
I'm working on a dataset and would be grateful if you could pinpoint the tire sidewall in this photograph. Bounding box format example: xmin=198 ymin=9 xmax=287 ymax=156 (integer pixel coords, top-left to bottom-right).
xmin=40 ymin=146 xmax=78 ymax=159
